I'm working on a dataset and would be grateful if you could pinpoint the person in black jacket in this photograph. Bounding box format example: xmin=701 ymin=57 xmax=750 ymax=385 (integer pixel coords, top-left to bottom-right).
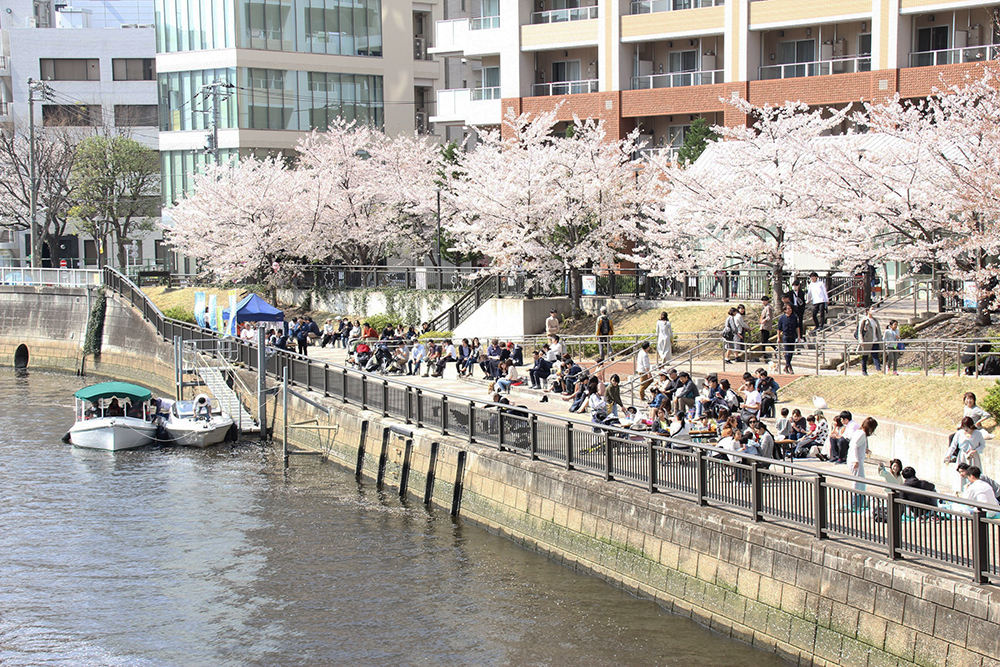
xmin=528 ymin=350 xmax=552 ymax=389
xmin=900 ymin=467 xmax=938 ymax=515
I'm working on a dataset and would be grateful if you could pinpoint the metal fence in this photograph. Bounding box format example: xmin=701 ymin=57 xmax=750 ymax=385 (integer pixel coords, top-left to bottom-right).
xmin=0 ymin=268 xmax=102 ymax=287
xmin=99 ymin=267 xmax=999 ymax=583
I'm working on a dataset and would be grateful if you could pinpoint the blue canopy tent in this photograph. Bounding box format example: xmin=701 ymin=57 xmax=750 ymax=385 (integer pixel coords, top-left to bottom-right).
xmin=223 ymin=293 xmax=284 ymax=323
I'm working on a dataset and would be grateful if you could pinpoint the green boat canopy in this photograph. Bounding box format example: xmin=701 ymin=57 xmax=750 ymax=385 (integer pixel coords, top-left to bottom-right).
xmin=74 ymin=382 xmax=152 ymax=403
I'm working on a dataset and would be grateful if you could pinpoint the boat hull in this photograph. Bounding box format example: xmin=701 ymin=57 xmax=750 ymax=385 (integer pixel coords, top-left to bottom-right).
xmin=69 ymin=418 xmax=157 ymax=451
xmin=163 ymin=416 xmax=234 ymax=448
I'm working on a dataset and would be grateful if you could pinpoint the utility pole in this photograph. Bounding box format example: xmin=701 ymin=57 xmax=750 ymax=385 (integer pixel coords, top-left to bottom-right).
xmin=200 ymin=79 xmax=233 ymax=167
xmin=27 ymin=78 xmax=52 ymax=268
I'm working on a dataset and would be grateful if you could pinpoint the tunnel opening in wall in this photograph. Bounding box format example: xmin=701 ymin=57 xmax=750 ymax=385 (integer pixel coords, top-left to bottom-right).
xmin=14 ymin=344 xmax=29 ymax=369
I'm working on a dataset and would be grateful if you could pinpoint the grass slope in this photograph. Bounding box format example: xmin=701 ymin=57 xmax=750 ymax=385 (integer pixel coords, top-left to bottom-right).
xmin=780 ymin=374 xmax=996 ymax=431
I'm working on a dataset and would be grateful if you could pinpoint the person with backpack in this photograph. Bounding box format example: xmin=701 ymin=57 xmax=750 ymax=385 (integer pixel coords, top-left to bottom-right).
xmin=722 ymin=307 xmax=740 ymax=364
xmin=595 ymin=307 xmax=614 ymax=359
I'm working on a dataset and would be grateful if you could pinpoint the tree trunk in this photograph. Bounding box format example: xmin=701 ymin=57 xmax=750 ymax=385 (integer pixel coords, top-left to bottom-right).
xmin=771 ymin=262 xmax=785 ymax=308
xmin=569 ymin=266 xmax=582 ymax=315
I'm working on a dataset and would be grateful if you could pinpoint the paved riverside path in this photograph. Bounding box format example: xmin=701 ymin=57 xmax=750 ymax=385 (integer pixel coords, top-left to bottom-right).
xmin=302 ymin=343 xmax=884 ymax=488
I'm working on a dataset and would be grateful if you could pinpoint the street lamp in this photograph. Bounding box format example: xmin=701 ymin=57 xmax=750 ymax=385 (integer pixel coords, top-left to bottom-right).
xmin=436 ymin=187 xmax=442 ymax=267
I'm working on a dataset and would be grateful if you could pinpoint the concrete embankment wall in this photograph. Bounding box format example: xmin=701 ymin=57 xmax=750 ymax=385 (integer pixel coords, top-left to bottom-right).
xmin=3 ymin=288 xmax=999 ymax=667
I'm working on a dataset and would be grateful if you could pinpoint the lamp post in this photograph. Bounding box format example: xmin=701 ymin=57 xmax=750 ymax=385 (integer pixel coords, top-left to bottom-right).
xmin=436 ymin=187 xmax=442 ymax=267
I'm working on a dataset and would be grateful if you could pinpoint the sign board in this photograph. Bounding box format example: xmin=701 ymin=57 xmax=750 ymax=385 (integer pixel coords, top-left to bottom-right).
xmin=582 ymin=275 xmax=597 ymax=296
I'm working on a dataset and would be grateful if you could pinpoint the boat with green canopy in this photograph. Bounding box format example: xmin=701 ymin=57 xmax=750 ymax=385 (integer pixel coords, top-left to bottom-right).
xmin=68 ymin=382 xmax=158 ymax=451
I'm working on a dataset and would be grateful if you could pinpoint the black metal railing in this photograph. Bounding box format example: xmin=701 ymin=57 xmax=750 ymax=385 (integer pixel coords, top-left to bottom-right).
xmin=100 ymin=266 xmax=998 ymax=584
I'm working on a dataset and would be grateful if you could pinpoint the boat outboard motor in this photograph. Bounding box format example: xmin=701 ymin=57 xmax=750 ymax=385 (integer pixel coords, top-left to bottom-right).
xmin=194 ymin=393 xmax=213 ymax=421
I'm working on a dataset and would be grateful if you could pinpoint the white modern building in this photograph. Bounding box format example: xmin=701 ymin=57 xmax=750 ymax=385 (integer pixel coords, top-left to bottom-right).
xmin=155 ymin=0 xmax=445 ymax=206
xmin=0 ymin=0 xmax=162 ymax=269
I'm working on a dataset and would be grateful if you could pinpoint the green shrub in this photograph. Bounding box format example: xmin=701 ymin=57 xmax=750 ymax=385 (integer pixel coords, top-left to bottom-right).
xmin=419 ymin=330 xmax=454 ymax=341
xmin=163 ymin=305 xmax=197 ymax=324
xmin=364 ymin=313 xmax=400 ymax=332
xmin=978 ymin=380 xmax=1000 ymax=429
xmin=899 ymin=324 xmax=917 ymax=339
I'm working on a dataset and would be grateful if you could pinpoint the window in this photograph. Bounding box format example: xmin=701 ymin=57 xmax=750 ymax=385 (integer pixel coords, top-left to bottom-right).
xmin=858 ymin=33 xmax=872 ymax=72
xmin=915 ymin=25 xmax=950 ymax=66
xmin=115 ymin=104 xmax=159 ymax=127
xmin=778 ymin=39 xmax=816 ymax=77
xmin=113 ymin=58 xmax=156 ymax=81
xmin=552 ymin=60 xmax=581 ymax=82
xmin=43 ymin=104 xmax=102 ymax=127
xmin=40 ymin=58 xmax=100 ymax=81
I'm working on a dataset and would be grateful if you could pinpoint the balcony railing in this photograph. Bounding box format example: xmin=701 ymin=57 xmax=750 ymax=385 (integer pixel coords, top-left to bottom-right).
xmin=632 ymin=69 xmax=723 ymax=89
xmin=631 ymin=0 xmax=724 ymax=13
xmin=471 ymin=86 xmax=501 ymax=101
xmin=636 ymin=146 xmax=680 ymax=162
xmin=0 ymin=102 xmax=10 ymax=117
xmin=759 ymin=54 xmax=871 ymax=80
xmin=471 ymin=15 xmax=499 ymax=30
xmin=531 ymin=79 xmax=599 ymax=96
xmin=531 ymin=6 xmax=598 ymax=24
xmin=909 ymin=45 xmax=1000 ymax=68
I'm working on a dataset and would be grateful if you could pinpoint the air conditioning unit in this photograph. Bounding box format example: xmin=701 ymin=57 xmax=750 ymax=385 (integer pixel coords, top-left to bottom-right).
xmin=415 ymin=112 xmax=427 ymax=134
xmin=414 ymin=37 xmax=426 ymax=60
xmin=121 ymin=23 xmax=140 ymax=28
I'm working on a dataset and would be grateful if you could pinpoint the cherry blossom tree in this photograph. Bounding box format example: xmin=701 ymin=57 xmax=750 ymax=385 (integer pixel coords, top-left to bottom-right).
xmin=639 ymin=95 xmax=857 ymax=304
xmin=294 ymin=119 xmax=440 ymax=266
xmin=164 ymin=155 xmax=301 ymax=284
xmin=445 ymin=109 xmax=646 ymax=307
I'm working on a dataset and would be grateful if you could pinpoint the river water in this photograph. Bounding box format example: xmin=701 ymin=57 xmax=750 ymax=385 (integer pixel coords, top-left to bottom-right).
xmin=0 ymin=372 xmax=790 ymax=667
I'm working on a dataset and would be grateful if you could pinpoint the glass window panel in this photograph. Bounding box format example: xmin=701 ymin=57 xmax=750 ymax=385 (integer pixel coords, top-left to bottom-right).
xmin=340 ymin=4 xmax=354 ymax=54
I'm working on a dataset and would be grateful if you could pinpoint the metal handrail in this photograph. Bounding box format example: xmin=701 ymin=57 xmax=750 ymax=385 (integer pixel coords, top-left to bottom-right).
xmin=182 ymin=338 xmax=260 ymax=426
xmin=100 ymin=266 xmax=999 ymax=582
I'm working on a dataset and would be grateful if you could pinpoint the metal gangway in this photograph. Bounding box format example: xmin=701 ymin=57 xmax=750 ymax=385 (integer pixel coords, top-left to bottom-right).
xmin=177 ymin=338 xmax=260 ymax=433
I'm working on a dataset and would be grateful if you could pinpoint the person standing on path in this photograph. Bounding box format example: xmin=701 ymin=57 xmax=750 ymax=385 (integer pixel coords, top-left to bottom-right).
xmin=856 ymin=307 xmax=882 ymax=375
xmin=847 ymin=417 xmax=878 ymax=510
xmin=758 ymin=295 xmax=774 ymax=360
xmin=596 ymin=307 xmax=614 ymax=359
xmin=656 ymin=311 xmax=673 ymax=362
xmin=636 ymin=341 xmax=652 ymax=401
xmin=806 ymin=271 xmax=829 ymax=331
xmin=776 ymin=303 xmax=800 ymax=374
xmin=545 ymin=309 xmax=560 ymax=336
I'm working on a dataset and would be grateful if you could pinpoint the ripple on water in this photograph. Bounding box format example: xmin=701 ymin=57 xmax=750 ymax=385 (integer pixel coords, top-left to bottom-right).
xmin=0 ymin=371 xmax=791 ymax=667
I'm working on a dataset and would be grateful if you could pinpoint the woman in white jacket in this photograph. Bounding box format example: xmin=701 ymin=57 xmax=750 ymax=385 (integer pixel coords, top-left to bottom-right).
xmin=847 ymin=417 xmax=878 ymax=510
xmin=656 ymin=311 xmax=673 ymax=362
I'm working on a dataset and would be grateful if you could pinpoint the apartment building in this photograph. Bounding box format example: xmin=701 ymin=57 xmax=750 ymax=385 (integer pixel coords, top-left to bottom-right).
xmin=429 ymin=0 xmax=1000 ymax=156
xmin=155 ymin=0 xmax=444 ymax=206
xmin=0 ymin=0 xmax=159 ymax=268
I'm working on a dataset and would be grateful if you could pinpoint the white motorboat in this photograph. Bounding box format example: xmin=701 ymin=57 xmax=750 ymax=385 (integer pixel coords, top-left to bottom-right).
xmin=68 ymin=382 xmax=158 ymax=451
xmin=160 ymin=395 xmax=234 ymax=448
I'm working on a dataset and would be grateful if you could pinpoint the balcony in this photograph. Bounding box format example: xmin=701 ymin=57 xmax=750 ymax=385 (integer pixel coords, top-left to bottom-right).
xmin=759 ymin=54 xmax=871 ymax=79
xmin=632 ymin=69 xmax=722 ymax=89
xmin=631 ymin=0 xmax=724 ymax=13
xmin=431 ymin=87 xmax=501 ymax=126
xmin=531 ymin=6 xmax=598 ymax=24
xmin=636 ymin=146 xmax=680 ymax=162
xmin=908 ymin=45 xmax=1000 ymax=68
xmin=531 ymin=79 xmax=599 ymax=96
xmin=429 ymin=17 xmax=501 ymax=57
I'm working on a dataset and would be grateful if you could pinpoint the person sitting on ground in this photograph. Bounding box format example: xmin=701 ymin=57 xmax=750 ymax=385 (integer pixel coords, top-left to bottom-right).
xmin=646 ymin=387 xmax=667 ymax=422
xmin=829 ymin=410 xmax=859 ymax=464
xmin=567 ymin=372 xmax=592 ymax=412
xmin=484 ymin=339 xmax=504 ymax=378
xmin=695 ymin=374 xmax=720 ymax=420
xmin=788 ymin=408 xmax=808 ymax=441
xmin=528 ymin=350 xmax=552 ymax=390
xmin=898 ymin=466 xmax=940 ymax=514
xmin=319 ymin=319 xmax=335 ymax=348
xmin=944 ymin=391 xmax=992 ymax=462
xmin=380 ymin=323 xmax=395 ymax=340
xmin=496 ymin=359 xmax=519 ymax=394
xmin=546 ymin=334 xmax=563 ymax=363
xmin=432 ymin=339 xmax=457 ymax=377
xmin=585 ymin=377 xmax=607 ymax=416
xmin=740 ymin=382 xmax=762 ymax=422
xmin=561 ymin=357 xmax=584 ymax=396
xmin=673 ymin=372 xmax=698 ymax=415
xmin=755 ymin=369 xmax=779 ymax=418
xmin=668 ymin=410 xmax=690 ymax=439
xmin=456 ymin=338 xmax=472 ymax=377
xmin=391 ymin=344 xmax=409 ymax=374
xmin=960 ymin=466 xmax=999 ymax=508
xmin=408 ymin=339 xmax=426 ymax=376
xmin=957 ymin=463 xmax=1000 ymax=503
xmin=775 ymin=408 xmax=792 ymax=439
xmin=508 ymin=341 xmax=524 ymax=366
xmin=794 ymin=410 xmax=831 ymax=459
xmin=753 ymin=421 xmax=777 ymax=461
xmin=605 ymin=374 xmax=624 ymax=418
xmin=420 ymin=322 xmax=431 ymax=335
xmin=878 ymin=458 xmax=904 ymax=485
